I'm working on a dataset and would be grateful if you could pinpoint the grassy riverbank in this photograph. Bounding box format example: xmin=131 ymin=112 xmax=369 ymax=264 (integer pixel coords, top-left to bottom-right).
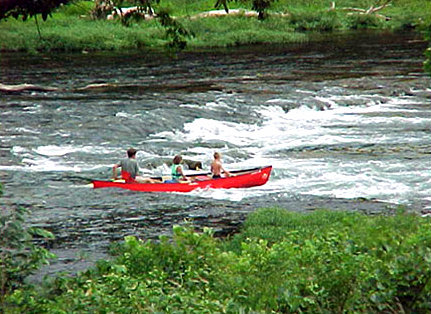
xmin=3 ymin=207 xmax=431 ymax=312
xmin=0 ymin=0 xmax=430 ymax=52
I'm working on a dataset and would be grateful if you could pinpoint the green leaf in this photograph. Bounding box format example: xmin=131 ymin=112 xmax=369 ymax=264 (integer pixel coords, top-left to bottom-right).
xmin=29 ymin=227 xmax=55 ymax=239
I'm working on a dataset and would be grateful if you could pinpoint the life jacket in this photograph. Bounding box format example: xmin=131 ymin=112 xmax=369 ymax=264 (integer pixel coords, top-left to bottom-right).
xmin=171 ymin=164 xmax=182 ymax=181
xmin=121 ymin=170 xmax=136 ymax=184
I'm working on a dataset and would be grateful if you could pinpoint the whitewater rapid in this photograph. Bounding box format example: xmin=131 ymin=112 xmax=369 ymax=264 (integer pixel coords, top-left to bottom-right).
xmin=2 ymin=92 xmax=430 ymax=207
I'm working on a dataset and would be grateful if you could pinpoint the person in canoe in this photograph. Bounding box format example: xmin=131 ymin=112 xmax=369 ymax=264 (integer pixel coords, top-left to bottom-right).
xmin=166 ymin=155 xmax=189 ymax=183
xmin=112 ymin=148 xmax=158 ymax=183
xmin=211 ymin=152 xmax=231 ymax=179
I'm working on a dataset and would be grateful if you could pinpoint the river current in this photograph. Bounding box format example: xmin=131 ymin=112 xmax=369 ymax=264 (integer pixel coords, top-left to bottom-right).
xmin=1 ymin=31 xmax=430 ymax=275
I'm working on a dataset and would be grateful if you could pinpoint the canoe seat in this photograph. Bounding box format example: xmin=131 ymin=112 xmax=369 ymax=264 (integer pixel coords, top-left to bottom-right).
xmin=194 ymin=175 xmax=211 ymax=181
xmin=121 ymin=171 xmax=136 ymax=184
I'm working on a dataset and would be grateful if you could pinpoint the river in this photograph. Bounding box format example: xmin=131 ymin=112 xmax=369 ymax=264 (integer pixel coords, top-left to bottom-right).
xmin=1 ymin=31 xmax=430 ymax=277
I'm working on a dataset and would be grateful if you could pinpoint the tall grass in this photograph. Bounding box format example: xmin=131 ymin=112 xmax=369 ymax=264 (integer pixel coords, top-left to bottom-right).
xmin=0 ymin=14 xmax=172 ymax=52
xmin=184 ymin=15 xmax=307 ymax=47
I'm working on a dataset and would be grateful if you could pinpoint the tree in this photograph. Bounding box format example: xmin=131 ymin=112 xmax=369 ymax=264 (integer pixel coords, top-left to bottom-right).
xmin=250 ymin=0 xmax=273 ymax=20
xmin=214 ymin=0 xmax=230 ymax=13
xmin=0 ymin=0 xmax=70 ymax=39
xmin=0 ymin=0 xmax=69 ymax=21
xmin=214 ymin=0 xmax=277 ymax=20
xmin=93 ymin=0 xmax=192 ymax=50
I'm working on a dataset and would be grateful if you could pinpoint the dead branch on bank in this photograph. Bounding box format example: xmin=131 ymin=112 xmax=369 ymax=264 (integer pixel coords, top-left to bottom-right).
xmin=329 ymin=0 xmax=392 ymax=20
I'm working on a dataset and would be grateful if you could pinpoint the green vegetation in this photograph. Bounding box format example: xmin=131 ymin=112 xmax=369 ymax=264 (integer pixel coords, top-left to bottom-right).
xmin=0 ymin=0 xmax=69 ymax=20
xmin=0 ymin=184 xmax=55 ymax=310
xmin=425 ymin=25 xmax=431 ymax=75
xmin=0 ymin=0 xmax=430 ymax=52
xmin=4 ymin=207 xmax=431 ymax=313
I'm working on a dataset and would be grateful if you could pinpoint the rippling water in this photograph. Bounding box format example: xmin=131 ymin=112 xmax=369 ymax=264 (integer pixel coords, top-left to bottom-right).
xmin=1 ymin=31 xmax=430 ymax=274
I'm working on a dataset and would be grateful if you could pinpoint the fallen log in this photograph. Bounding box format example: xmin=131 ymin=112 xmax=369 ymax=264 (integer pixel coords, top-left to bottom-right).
xmin=76 ymin=83 xmax=118 ymax=91
xmin=194 ymin=9 xmax=258 ymax=18
xmin=105 ymin=7 xmax=292 ymax=21
xmin=0 ymin=83 xmax=59 ymax=93
xmin=328 ymin=1 xmax=391 ymax=20
xmin=191 ymin=9 xmax=290 ymax=19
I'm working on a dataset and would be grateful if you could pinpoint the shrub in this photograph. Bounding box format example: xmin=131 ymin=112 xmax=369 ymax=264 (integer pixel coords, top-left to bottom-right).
xmin=227 ymin=208 xmax=431 ymax=312
xmin=346 ymin=12 xmax=384 ymax=29
xmin=288 ymin=10 xmax=341 ymax=32
xmin=0 ymin=184 xmax=56 ymax=311
xmin=6 ymin=208 xmax=431 ymax=312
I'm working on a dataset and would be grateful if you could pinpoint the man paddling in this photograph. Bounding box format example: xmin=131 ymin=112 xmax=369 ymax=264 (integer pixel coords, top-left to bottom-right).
xmin=113 ymin=148 xmax=157 ymax=183
xmin=211 ymin=152 xmax=230 ymax=178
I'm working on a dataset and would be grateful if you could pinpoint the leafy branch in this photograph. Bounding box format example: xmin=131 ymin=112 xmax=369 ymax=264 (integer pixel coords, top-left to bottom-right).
xmin=157 ymin=9 xmax=193 ymax=50
xmin=0 ymin=0 xmax=71 ymax=39
xmin=93 ymin=0 xmax=192 ymax=49
xmin=0 ymin=184 xmax=56 ymax=308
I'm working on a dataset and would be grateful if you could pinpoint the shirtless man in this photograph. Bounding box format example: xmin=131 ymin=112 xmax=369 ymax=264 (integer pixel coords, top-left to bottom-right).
xmin=210 ymin=152 xmax=230 ymax=178
xmin=113 ymin=148 xmax=158 ymax=183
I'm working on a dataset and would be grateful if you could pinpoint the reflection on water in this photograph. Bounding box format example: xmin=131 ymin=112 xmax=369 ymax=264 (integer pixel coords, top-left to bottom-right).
xmin=0 ymin=31 xmax=430 ymax=275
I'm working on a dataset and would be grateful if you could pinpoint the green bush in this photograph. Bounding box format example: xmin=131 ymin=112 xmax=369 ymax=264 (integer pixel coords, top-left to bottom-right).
xmin=55 ymin=1 xmax=94 ymax=17
xmin=227 ymin=208 xmax=431 ymax=312
xmin=184 ymin=15 xmax=306 ymax=47
xmin=288 ymin=10 xmax=341 ymax=32
xmin=7 ymin=208 xmax=431 ymax=313
xmin=346 ymin=12 xmax=384 ymax=29
xmin=0 ymin=184 xmax=56 ymax=311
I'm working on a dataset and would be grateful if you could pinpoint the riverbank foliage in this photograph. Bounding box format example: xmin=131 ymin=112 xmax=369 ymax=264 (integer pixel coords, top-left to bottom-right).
xmin=0 ymin=0 xmax=430 ymax=52
xmin=425 ymin=25 xmax=431 ymax=75
xmin=0 ymin=184 xmax=55 ymax=310
xmin=4 ymin=207 xmax=431 ymax=313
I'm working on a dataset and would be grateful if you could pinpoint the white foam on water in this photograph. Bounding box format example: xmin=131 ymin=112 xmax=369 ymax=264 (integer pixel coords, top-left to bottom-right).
xmin=33 ymin=145 xmax=92 ymax=157
xmin=15 ymin=127 xmax=41 ymax=134
xmin=265 ymin=98 xmax=293 ymax=104
xmin=204 ymin=101 xmax=232 ymax=110
xmin=23 ymin=104 xmax=42 ymax=113
xmin=182 ymin=118 xmax=260 ymax=146
xmin=273 ymin=156 xmax=427 ymax=204
xmin=171 ymin=95 xmax=431 ymax=204
xmin=12 ymin=146 xmax=29 ymax=154
xmin=187 ymin=183 xmax=277 ymax=202
xmin=1 ymin=145 xmax=115 ymax=172
xmin=3 ymin=91 xmax=429 ymax=205
xmin=188 ymin=188 xmax=248 ymax=202
xmin=115 ymin=111 xmax=143 ymax=118
xmin=0 ymin=156 xmax=82 ymax=172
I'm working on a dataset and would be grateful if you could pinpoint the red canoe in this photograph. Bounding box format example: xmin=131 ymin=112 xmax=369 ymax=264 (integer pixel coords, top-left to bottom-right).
xmin=92 ymin=166 xmax=272 ymax=193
